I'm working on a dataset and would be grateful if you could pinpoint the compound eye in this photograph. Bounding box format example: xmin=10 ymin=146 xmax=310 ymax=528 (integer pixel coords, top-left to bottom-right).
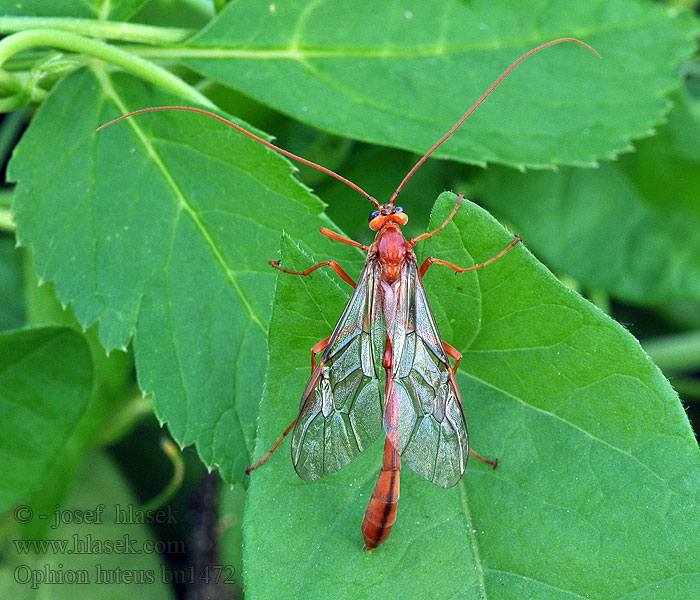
xmin=368 ymin=210 xmax=380 ymax=222
xmin=395 ymin=206 xmax=404 ymax=213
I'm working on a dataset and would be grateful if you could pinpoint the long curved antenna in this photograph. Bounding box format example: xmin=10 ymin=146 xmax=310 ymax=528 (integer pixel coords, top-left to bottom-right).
xmin=389 ymin=37 xmax=601 ymax=204
xmin=97 ymin=106 xmax=381 ymax=208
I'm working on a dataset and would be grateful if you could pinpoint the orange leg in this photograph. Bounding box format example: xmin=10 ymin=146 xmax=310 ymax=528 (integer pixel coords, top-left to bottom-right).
xmin=409 ymin=194 xmax=464 ymax=246
xmin=246 ymin=336 xmax=332 ymax=475
xmin=319 ymin=227 xmax=369 ymax=251
xmin=257 ymin=231 xmax=358 ymax=476
xmin=443 ymin=341 xmax=499 ymax=469
xmin=245 ymin=417 xmax=297 ymax=475
xmin=311 ymin=336 xmax=331 ymax=371
xmin=269 ymin=259 xmax=356 ymax=288
xmin=442 ymin=340 xmax=462 ymax=373
xmin=419 ymin=235 xmax=521 ymax=278
xmin=469 ymin=448 xmax=499 ymax=469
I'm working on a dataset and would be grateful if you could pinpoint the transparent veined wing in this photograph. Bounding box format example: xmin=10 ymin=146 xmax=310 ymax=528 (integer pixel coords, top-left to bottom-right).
xmin=291 ymin=259 xmax=385 ymax=481
xmin=383 ymin=260 xmax=470 ymax=488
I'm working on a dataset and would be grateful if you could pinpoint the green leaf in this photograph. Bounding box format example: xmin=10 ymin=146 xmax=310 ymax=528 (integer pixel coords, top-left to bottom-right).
xmin=130 ymin=0 xmax=215 ymax=31
xmin=482 ymin=88 xmax=700 ymax=305
xmin=23 ymin=258 xmax=133 ymax=406
xmin=0 ymin=452 xmax=175 ymax=599
xmin=8 ymin=66 xmax=364 ymax=485
xmin=244 ymin=193 xmax=700 ymax=599
xmin=181 ymin=0 xmax=698 ymax=168
xmin=0 ymin=0 xmax=148 ymax=20
xmin=16 ymin=259 xmax=136 ymax=539
xmin=218 ymin=483 xmax=245 ymax=598
xmin=0 ymin=236 xmax=24 ymax=331
xmin=0 ymin=327 xmax=92 ymax=513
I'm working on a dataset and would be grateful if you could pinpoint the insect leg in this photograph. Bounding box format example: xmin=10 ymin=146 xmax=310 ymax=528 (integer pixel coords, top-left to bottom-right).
xmin=409 ymin=194 xmax=464 ymax=246
xmin=469 ymin=448 xmax=499 ymax=469
xmin=245 ymin=418 xmax=297 ymax=475
xmin=245 ymin=334 xmax=331 ymax=475
xmin=442 ymin=340 xmax=462 ymax=373
xmin=311 ymin=336 xmax=331 ymax=371
xmin=269 ymin=259 xmax=356 ymax=287
xmin=319 ymin=227 xmax=369 ymax=251
xmin=442 ymin=344 xmax=499 ymax=469
xmin=419 ymin=235 xmax=522 ymax=277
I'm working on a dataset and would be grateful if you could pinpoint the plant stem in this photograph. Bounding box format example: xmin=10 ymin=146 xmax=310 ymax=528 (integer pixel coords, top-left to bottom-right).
xmin=0 ymin=107 xmax=28 ymax=168
xmin=0 ymin=30 xmax=213 ymax=112
xmin=643 ymin=330 xmax=700 ymax=373
xmin=4 ymin=50 xmax=61 ymax=72
xmin=0 ymin=207 xmax=15 ymax=233
xmin=588 ymin=288 xmax=610 ymax=315
xmin=0 ymin=17 xmax=195 ymax=45
xmin=667 ymin=0 xmax=700 ymax=10
xmin=670 ymin=377 xmax=700 ymax=402
xmin=0 ymin=66 xmax=47 ymax=103
xmin=0 ymin=68 xmax=22 ymax=94
xmin=557 ymin=274 xmax=581 ymax=294
xmin=139 ymin=438 xmax=184 ymax=512
xmin=0 ymin=189 xmax=12 ymax=208
xmin=99 ymin=388 xmax=154 ymax=446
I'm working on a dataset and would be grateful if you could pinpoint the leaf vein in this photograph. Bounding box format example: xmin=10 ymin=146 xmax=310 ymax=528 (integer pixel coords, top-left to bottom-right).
xmin=458 ymin=481 xmax=488 ymax=600
xmin=92 ymin=66 xmax=268 ymax=336
xmin=466 ymin=371 xmax=693 ymax=502
xmin=484 ymin=568 xmax=591 ymax=599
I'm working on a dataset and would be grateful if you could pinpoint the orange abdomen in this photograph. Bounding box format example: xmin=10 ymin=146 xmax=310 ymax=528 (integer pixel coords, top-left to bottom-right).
xmin=362 ymin=437 xmax=401 ymax=550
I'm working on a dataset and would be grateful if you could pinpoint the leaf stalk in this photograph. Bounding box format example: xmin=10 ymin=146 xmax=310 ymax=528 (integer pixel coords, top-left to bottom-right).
xmin=643 ymin=329 xmax=700 ymax=373
xmin=0 ymin=17 xmax=194 ymax=45
xmin=0 ymin=29 xmax=213 ymax=112
xmin=0 ymin=207 xmax=15 ymax=233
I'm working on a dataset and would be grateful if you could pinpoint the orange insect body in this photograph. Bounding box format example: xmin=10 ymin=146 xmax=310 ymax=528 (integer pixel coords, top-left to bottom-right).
xmin=361 ymin=215 xmax=412 ymax=549
xmin=362 ymin=437 xmax=400 ymax=549
xmin=374 ymin=222 xmax=409 ymax=283
xmin=360 ymin=206 xmax=435 ymax=548
xmin=99 ymin=38 xmax=599 ymax=551
xmin=279 ymin=196 xmax=510 ymax=551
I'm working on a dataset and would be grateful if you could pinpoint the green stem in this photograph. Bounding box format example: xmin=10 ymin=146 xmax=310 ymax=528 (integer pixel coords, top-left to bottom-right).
xmin=0 ymin=17 xmax=195 ymax=45
xmin=671 ymin=377 xmax=700 ymax=402
xmin=557 ymin=274 xmax=581 ymax=294
xmin=99 ymin=389 xmax=154 ymax=446
xmin=0 ymin=207 xmax=15 ymax=233
xmin=0 ymin=30 xmax=213 ymax=112
xmin=643 ymin=329 xmax=700 ymax=373
xmin=0 ymin=189 xmax=13 ymax=208
xmin=0 ymin=68 xmax=22 ymax=94
xmin=0 ymin=107 xmax=28 ymax=167
xmin=588 ymin=288 xmax=610 ymax=315
xmin=4 ymin=50 xmax=60 ymax=72
xmin=139 ymin=438 xmax=184 ymax=512
xmin=0 ymin=65 xmax=47 ymax=103
xmin=667 ymin=0 xmax=699 ymax=10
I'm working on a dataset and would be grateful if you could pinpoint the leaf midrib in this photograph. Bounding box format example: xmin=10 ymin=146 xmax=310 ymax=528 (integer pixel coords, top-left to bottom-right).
xmin=91 ymin=65 xmax=267 ymax=336
xmin=458 ymin=482 xmax=488 ymax=600
xmin=138 ymin=18 xmax=674 ymax=60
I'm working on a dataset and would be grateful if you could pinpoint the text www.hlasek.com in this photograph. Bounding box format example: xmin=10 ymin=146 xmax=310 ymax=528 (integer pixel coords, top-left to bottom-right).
xmin=14 ymin=534 xmax=184 ymax=556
